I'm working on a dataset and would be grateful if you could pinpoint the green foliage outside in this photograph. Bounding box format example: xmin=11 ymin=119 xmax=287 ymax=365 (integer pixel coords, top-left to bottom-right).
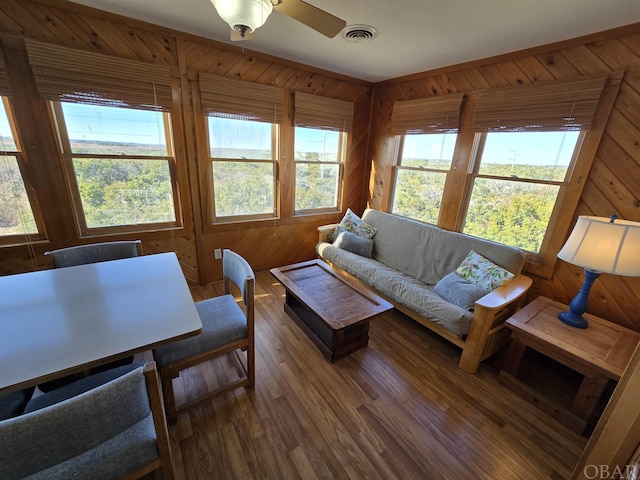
xmin=464 ymin=177 xmax=558 ymax=253
xmin=73 ymin=157 xmax=175 ymax=228
xmin=393 ymin=160 xmax=561 ymax=253
xmin=212 ymin=161 xmax=274 ymax=217
xmin=0 ymin=155 xmax=37 ymax=236
xmin=392 ymin=159 xmax=449 ymax=225
xmin=295 ymin=162 xmax=339 ymax=211
xmin=2 ymin=130 xmax=560 ymax=253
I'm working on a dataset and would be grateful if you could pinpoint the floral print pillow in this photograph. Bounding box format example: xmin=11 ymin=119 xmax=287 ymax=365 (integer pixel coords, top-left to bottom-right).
xmin=455 ymin=250 xmax=514 ymax=292
xmin=337 ymin=208 xmax=377 ymax=239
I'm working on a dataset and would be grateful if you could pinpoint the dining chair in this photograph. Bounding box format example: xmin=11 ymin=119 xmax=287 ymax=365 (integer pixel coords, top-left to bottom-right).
xmin=0 ymin=362 xmax=175 ymax=480
xmin=44 ymin=240 xmax=143 ymax=268
xmin=153 ymin=249 xmax=255 ymax=423
xmin=39 ymin=240 xmax=143 ymax=392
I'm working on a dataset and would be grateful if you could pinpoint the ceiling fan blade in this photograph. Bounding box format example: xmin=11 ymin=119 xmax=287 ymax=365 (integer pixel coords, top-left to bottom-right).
xmin=274 ymin=0 xmax=347 ymax=38
xmin=230 ymin=29 xmax=255 ymax=41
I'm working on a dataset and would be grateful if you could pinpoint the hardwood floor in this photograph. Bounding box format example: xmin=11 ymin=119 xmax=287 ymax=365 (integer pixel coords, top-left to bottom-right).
xmin=165 ymin=272 xmax=587 ymax=479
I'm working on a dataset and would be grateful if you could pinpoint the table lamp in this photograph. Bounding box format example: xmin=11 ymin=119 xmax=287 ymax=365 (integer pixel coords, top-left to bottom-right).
xmin=556 ymin=215 xmax=640 ymax=329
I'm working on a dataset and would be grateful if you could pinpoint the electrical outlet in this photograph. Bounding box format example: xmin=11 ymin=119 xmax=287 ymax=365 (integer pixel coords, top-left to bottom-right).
xmin=214 ymin=248 xmax=222 ymax=260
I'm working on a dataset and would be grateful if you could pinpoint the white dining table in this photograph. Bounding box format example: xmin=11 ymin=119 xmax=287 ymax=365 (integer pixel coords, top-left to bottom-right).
xmin=0 ymin=252 xmax=202 ymax=393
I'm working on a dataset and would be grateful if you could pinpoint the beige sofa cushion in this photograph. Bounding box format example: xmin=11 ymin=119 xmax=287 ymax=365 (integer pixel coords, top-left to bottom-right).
xmin=361 ymin=209 xmax=525 ymax=285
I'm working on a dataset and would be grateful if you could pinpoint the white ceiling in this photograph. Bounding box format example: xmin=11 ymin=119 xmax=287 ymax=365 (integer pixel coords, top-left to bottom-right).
xmin=68 ymin=0 xmax=640 ymax=82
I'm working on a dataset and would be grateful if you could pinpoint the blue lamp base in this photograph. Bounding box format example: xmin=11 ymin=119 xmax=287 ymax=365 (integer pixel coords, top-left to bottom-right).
xmin=557 ymin=269 xmax=601 ymax=329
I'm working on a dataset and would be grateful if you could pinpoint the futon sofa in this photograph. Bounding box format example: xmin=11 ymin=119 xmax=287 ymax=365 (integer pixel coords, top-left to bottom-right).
xmin=316 ymin=209 xmax=532 ymax=373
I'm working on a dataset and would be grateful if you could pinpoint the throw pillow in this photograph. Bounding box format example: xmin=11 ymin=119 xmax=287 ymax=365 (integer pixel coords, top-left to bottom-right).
xmin=334 ymin=230 xmax=374 ymax=258
xmin=455 ymin=250 xmax=514 ymax=292
xmin=433 ymin=272 xmax=488 ymax=311
xmin=339 ymin=208 xmax=377 ymax=239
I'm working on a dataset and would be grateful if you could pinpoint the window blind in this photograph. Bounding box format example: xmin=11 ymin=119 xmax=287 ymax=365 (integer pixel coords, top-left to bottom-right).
xmin=473 ymin=75 xmax=608 ymax=132
xmin=294 ymin=92 xmax=353 ymax=132
xmin=391 ymin=93 xmax=464 ymax=134
xmin=199 ymin=73 xmax=284 ymax=124
xmin=24 ymin=39 xmax=173 ymax=112
xmin=0 ymin=51 xmax=12 ymax=97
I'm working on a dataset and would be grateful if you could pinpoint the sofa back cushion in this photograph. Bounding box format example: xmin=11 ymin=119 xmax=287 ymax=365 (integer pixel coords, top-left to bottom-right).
xmin=361 ymin=209 xmax=525 ymax=285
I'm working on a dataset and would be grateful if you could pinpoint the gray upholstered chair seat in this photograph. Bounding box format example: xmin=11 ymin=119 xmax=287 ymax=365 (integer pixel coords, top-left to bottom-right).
xmin=155 ymin=295 xmax=247 ymax=366
xmin=0 ymin=387 xmax=35 ymax=420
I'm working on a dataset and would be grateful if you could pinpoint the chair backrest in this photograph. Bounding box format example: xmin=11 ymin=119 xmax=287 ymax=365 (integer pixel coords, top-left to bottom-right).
xmin=0 ymin=387 xmax=35 ymax=421
xmin=0 ymin=362 xmax=173 ymax=480
xmin=45 ymin=240 xmax=143 ymax=268
xmin=222 ymin=249 xmax=255 ymax=308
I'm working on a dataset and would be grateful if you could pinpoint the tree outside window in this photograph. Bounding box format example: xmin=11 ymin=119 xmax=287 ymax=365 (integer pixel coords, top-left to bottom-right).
xmin=391 ymin=133 xmax=457 ymax=225
xmin=463 ymin=131 xmax=580 ymax=253
xmin=0 ymin=98 xmax=39 ymax=240
xmin=294 ymin=126 xmax=344 ymax=212
xmin=56 ymin=102 xmax=179 ymax=233
xmin=208 ymin=116 xmax=277 ymax=219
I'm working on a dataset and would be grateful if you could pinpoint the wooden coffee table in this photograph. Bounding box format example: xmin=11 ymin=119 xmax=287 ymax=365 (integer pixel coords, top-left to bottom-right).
xmin=270 ymin=260 xmax=393 ymax=362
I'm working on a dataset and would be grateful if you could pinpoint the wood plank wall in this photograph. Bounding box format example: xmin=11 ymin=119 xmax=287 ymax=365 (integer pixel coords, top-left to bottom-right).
xmin=0 ymin=0 xmax=637 ymax=332
xmin=367 ymin=25 xmax=640 ymax=331
xmin=0 ymin=0 xmax=371 ymax=284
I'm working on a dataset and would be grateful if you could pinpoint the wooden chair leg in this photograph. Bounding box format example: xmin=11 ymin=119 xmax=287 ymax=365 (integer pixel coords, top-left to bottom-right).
xmin=247 ymin=343 xmax=255 ymax=388
xmin=160 ymin=369 xmax=177 ymax=424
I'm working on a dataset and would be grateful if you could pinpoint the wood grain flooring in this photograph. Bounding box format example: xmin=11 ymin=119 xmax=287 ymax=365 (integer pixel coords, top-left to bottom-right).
xmin=161 ymin=272 xmax=587 ymax=479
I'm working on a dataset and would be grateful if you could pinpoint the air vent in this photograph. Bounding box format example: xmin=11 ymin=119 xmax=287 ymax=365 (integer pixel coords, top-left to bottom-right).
xmin=341 ymin=24 xmax=378 ymax=42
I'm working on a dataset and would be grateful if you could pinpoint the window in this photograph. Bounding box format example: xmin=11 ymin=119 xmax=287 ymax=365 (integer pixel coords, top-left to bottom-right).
xmin=385 ymin=75 xmax=616 ymax=272
xmin=294 ymin=126 xmax=345 ymax=212
xmin=390 ymin=93 xmax=464 ymax=224
xmin=0 ymin=98 xmax=41 ymax=241
xmin=25 ymin=39 xmax=180 ymax=236
xmin=392 ymin=133 xmax=457 ymax=224
xmin=463 ymin=131 xmax=581 ymax=253
xmin=461 ymin=74 xmax=609 ymax=256
xmin=208 ymin=117 xmax=277 ymax=219
xmin=294 ymin=92 xmax=353 ymax=214
xmin=55 ymin=102 xmax=178 ymax=232
xmin=198 ymin=73 xmax=284 ymax=222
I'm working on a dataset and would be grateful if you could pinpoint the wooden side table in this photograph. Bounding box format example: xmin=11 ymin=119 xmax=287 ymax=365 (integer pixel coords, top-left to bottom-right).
xmin=500 ymin=296 xmax=640 ymax=435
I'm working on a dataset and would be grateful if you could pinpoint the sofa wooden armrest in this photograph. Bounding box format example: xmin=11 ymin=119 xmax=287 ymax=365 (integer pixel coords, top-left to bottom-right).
xmin=317 ymin=224 xmax=339 ymax=243
xmin=458 ymin=274 xmax=533 ymax=373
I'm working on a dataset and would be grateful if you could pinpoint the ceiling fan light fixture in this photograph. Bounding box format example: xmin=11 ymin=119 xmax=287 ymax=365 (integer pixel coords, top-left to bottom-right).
xmin=210 ymin=0 xmax=273 ymax=37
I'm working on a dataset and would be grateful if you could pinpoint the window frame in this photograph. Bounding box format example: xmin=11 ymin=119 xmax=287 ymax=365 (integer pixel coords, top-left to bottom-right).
xmin=293 ymin=127 xmax=347 ymax=215
xmin=0 ymin=97 xmax=46 ymax=246
xmin=457 ymin=130 xmax=586 ymax=256
xmin=459 ymin=74 xmax=621 ymax=276
xmin=52 ymin=101 xmax=183 ymax=237
xmin=207 ymin=118 xmax=280 ymax=223
xmin=391 ymin=132 xmax=458 ymax=225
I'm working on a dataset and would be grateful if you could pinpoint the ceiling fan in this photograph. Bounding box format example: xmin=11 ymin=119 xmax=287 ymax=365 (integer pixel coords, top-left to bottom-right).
xmin=210 ymin=0 xmax=347 ymax=41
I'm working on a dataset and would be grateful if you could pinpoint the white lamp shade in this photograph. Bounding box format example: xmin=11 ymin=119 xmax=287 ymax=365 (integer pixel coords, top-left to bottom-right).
xmin=210 ymin=0 xmax=273 ymax=33
xmin=558 ymin=215 xmax=640 ymax=276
